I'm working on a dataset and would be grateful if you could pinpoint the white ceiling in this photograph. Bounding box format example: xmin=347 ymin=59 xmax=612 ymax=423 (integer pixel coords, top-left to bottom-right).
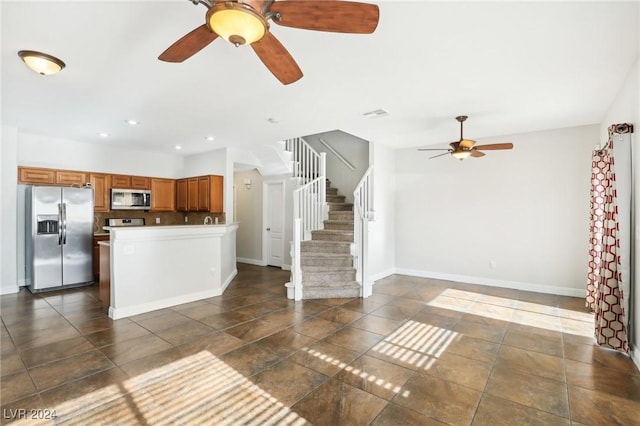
xmin=2 ymin=1 xmax=638 ymax=156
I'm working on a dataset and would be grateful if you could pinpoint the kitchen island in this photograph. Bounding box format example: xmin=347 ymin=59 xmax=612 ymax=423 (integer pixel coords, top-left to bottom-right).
xmin=105 ymin=223 xmax=238 ymax=319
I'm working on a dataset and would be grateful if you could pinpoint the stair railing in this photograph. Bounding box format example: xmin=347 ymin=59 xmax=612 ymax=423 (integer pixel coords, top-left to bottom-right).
xmin=290 ymin=137 xmax=327 ymax=300
xmin=353 ymin=166 xmax=373 ymax=297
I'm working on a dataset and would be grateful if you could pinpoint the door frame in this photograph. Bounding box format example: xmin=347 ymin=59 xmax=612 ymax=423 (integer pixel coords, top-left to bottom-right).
xmin=262 ymin=180 xmax=286 ymax=268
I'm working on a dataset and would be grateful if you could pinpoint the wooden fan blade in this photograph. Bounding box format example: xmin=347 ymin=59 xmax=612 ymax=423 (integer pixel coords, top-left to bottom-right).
xmin=270 ymin=1 xmax=379 ymax=33
xmin=158 ymin=25 xmax=218 ymax=63
xmin=251 ymin=32 xmax=303 ymax=85
xmin=429 ymin=152 xmax=451 ymax=160
xmin=470 ymin=150 xmax=485 ymax=158
xmin=474 ymin=143 xmax=513 ymax=151
xmin=450 ymin=142 xmax=460 ymax=150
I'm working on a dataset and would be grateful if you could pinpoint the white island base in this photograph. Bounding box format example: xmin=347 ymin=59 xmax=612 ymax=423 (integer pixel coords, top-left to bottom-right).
xmin=107 ymin=223 xmax=238 ymax=320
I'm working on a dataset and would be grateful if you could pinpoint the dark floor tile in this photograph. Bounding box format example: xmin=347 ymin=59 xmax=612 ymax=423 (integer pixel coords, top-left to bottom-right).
xmin=20 ymin=335 xmax=94 ymax=369
xmin=418 ymin=351 xmax=492 ymax=391
xmin=453 ymin=318 xmax=507 ymax=343
xmin=323 ymin=326 xmax=385 ymax=354
xmin=153 ymin=319 xmax=215 ymax=345
xmin=251 ymin=327 xmax=315 ymax=358
xmin=28 ymin=350 xmax=114 ymax=392
xmin=250 ymin=359 xmax=328 ymax=406
xmin=294 ymin=317 xmax=345 ymax=339
xmin=198 ymin=309 xmax=255 ymax=330
xmin=472 ymin=393 xmax=571 ymax=426
xmin=565 ymin=359 xmax=640 ymax=401
xmin=290 ymin=341 xmax=360 ymax=377
xmin=495 ymin=345 xmax=565 ymax=382
xmin=293 ymin=300 xmax=331 ymax=317
xmin=564 ymin=341 xmax=640 ymax=374
xmin=219 ymin=341 xmax=283 ymax=376
xmin=0 ymin=394 xmax=44 ymax=426
xmin=0 ymin=350 xmax=26 ymax=377
xmin=315 ymin=307 xmax=365 ymax=325
xmin=0 ymin=370 xmax=37 ymax=405
xmin=392 ymin=373 xmax=482 ymax=425
xmin=118 ymin=346 xmax=187 ymax=377
xmin=568 ymin=384 xmax=640 ymax=425
xmin=350 ymin=314 xmax=404 ymax=336
xmin=83 ymin=321 xmax=153 ymax=347
xmin=39 ymin=367 xmax=130 ymax=417
xmin=340 ymin=298 xmax=389 ymax=314
xmin=291 ymin=379 xmax=387 ymax=426
xmin=502 ymin=328 xmax=564 ymax=357
xmin=334 ymin=354 xmax=413 ymax=400
xmin=177 ymin=331 xmax=246 ymax=358
xmin=170 ymin=300 xmax=225 ymax=319
xmin=69 ymin=316 xmax=129 ymax=335
xmin=485 ymin=366 xmax=569 ymax=418
xmin=10 ymin=324 xmax=82 ymax=351
xmin=370 ymin=304 xmax=421 ymax=321
xmin=444 ymin=334 xmax=500 ymax=364
xmin=99 ymin=334 xmax=172 ymax=366
xmin=131 ymin=310 xmax=191 ymax=333
xmin=371 ymin=402 xmax=447 ymax=426
xmin=224 ymin=318 xmax=286 ymax=342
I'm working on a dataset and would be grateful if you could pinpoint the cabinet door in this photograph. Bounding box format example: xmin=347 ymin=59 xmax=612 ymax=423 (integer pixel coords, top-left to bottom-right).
xmin=208 ymin=175 xmax=224 ymax=213
xmin=111 ymin=175 xmax=131 ymax=188
xmin=176 ymin=179 xmax=188 ymax=211
xmin=55 ymin=171 xmax=87 ymax=186
xmin=18 ymin=167 xmax=55 ymax=184
xmin=90 ymin=174 xmax=110 ymax=212
xmin=130 ymin=176 xmax=150 ymax=189
xmin=187 ymin=178 xmax=199 ymax=211
xmin=198 ymin=177 xmax=210 ymax=211
xmin=151 ymin=178 xmax=176 ymax=211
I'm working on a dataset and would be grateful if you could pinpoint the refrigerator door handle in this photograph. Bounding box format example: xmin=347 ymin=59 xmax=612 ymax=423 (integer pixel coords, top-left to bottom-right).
xmin=58 ymin=203 xmax=64 ymax=245
xmin=62 ymin=202 xmax=68 ymax=245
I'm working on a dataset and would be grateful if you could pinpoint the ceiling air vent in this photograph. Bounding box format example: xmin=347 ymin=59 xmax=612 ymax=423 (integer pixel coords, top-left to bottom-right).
xmin=363 ymin=109 xmax=390 ymax=119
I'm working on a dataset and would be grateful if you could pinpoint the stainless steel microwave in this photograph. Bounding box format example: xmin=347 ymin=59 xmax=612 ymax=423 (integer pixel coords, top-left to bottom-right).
xmin=110 ymin=189 xmax=151 ymax=210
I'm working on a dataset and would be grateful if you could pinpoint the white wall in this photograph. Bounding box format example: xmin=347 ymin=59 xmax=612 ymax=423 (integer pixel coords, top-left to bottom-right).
xmin=1 ymin=126 xmax=19 ymax=294
xmin=368 ymin=141 xmax=396 ymax=281
xmin=394 ymin=125 xmax=598 ymax=297
xmin=17 ymin=132 xmax=183 ymax=177
xmin=601 ymin=57 xmax=639 ymax=367
xmin=304 ymin=130 xmax=369 ymax=203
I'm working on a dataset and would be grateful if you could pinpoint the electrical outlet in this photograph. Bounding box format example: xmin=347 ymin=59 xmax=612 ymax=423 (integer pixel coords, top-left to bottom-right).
xmin=184 ymin=216 xmax=188 ymax=223
xmin=155 ymin=217 xmax=160 ymax=224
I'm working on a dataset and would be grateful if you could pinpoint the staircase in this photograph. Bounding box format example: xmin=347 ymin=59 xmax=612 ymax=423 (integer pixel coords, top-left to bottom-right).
xmin=299 ymin=180 xmax=360 ymax=299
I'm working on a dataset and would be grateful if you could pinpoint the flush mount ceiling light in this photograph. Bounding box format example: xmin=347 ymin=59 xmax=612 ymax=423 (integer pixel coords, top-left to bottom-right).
xmin=125 ymin=119 xmax=139 ymax=126
xmin=207 ymin=2 xmax=267 ymax=47
xmin=205 ymin=136 xmax=215 ymax=141
xmin=18 ymin=50 xmax=66 ymax=75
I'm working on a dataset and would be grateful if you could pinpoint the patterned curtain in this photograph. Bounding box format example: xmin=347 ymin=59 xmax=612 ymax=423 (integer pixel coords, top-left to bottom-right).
xmin=586 ymin=125 xmax=629 ymax=353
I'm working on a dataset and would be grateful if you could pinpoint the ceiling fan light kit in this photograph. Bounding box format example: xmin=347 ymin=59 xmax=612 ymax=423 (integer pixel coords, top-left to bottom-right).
xmin=418 ymin=115 xmax=514 ymax=161
xmin=18 ymin=50 xmax=66 ymax=75
xmin=207 ymin=3 xmax=267 ymax=46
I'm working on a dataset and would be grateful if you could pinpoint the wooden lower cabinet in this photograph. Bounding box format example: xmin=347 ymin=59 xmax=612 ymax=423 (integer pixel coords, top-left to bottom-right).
xmin=99 ymin=243 xmax=111 ymax=306
xmin=92 ymin=234 xmax=110 ymax=281
xmin=151 ymin=178 xmax=176 ymax=211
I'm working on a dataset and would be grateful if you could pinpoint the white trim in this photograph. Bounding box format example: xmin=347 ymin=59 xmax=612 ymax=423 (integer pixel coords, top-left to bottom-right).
xmin=109 ymin=288 xmax=223 ymax=320
xmin=392 ymin=268 xmax=585 ymax=297
xmin=630 ymin=345 xmax=640 ymax=371
xmin=369 ymin=268 xmax=395 ymax=283
xmin=221 ymin=268 xmax=238 ymax=292
xmin=263 ymin=180 xmax=286 ymax=268
xmin=282 ymin=263 xmax=291 ymax=271
xmin=237 ymin=257 xmax=266 ymax=266
xmin=0 ymin=285 xmax=19 ymax=295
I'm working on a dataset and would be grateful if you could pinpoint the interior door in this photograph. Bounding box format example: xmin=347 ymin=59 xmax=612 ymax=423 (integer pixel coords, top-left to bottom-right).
xmin=265 ymin=182 xmax=284 ymax=268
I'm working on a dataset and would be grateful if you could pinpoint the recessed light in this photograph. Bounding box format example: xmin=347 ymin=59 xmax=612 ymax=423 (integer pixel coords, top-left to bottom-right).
xmin=98 ymin=132 xmax=109 ymax=138
xmin=125 ymin=119 xmax=139 ymax=126
xmin=175 ymin=145 xmax=182 ymax=150
xmin=205 ymin=136 xmax=215 ymax=141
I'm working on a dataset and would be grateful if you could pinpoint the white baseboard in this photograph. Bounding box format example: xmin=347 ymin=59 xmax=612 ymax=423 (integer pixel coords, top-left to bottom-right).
xmin=369 ymin=268 xmax=395 ymax=283
xmin=392 ymin=268 xmax=585 ymax=298
xmin=109 ymin=288 xmax=223 ymax=320
xmin=221 ymin=269 xmax=238 ymax=292
xmin=631 ymin=345 xmax=640 ymax=371
xmin=282 ymin=264 xmax=291 ymax=271
xmin=237 ymin=257 xmax=266 ymax=266
xmin=0 ymin=285 xmax=20 ymax=295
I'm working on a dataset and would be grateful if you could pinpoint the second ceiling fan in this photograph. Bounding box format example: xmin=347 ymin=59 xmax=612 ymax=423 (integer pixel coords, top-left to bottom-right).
xmin=158 ymin=0 xmax=380 ymax=85
xmin=419 ymin=116 xmax=513 ymax=161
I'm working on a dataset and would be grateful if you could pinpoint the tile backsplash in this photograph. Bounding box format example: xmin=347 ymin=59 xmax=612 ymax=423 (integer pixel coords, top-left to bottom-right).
xmin=94 ymin=211 xmax=225 ymax=232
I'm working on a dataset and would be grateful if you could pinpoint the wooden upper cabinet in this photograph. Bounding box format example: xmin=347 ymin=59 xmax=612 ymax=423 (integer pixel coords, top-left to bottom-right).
xmin=90 ymin=174 xmax=110 ymax=212
xmin=151 ymin=178 xmax=176 ymax=212
xmin=110 ymin=175 xmax=130 ymax=188
xmin=55 ymin=170 xmax=87 ymax=186
xmin=187 ymin=178 xmax=199 ymax=211
xmin=207 ymin=175 xmax=224 ymax=213
xmin=176 ymin=179 xmax=188 ymax=212
xmin=18 ymin=167 xmax=55 ymax=184
xmin=130 ymin=176 xmax=150 ymax=190
xmin=18 ymin=167 xmax=86 ymax=186
xmin=197 ymin=177 xmax=210 ymax=211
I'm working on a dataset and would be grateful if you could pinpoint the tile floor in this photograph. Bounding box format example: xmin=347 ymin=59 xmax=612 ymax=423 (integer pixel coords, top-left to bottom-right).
xmin=1 ymin=264 xmax=639 ymax=425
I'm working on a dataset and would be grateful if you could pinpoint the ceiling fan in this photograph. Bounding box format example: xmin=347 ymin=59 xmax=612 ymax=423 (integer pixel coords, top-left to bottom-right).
xmin=158 ymin=0 xmax=380 ymax=85
xmin=418 ymin=116 xmax=514 ymax=161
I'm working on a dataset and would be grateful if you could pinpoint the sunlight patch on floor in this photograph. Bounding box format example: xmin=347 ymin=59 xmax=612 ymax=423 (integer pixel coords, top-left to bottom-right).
xmin=11 ymin=351 xmax=308 ymax=426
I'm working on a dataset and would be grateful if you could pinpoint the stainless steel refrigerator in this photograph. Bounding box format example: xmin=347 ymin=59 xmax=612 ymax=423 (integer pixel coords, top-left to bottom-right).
xmin=26 ymin=186 xmax=94 ymax=292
